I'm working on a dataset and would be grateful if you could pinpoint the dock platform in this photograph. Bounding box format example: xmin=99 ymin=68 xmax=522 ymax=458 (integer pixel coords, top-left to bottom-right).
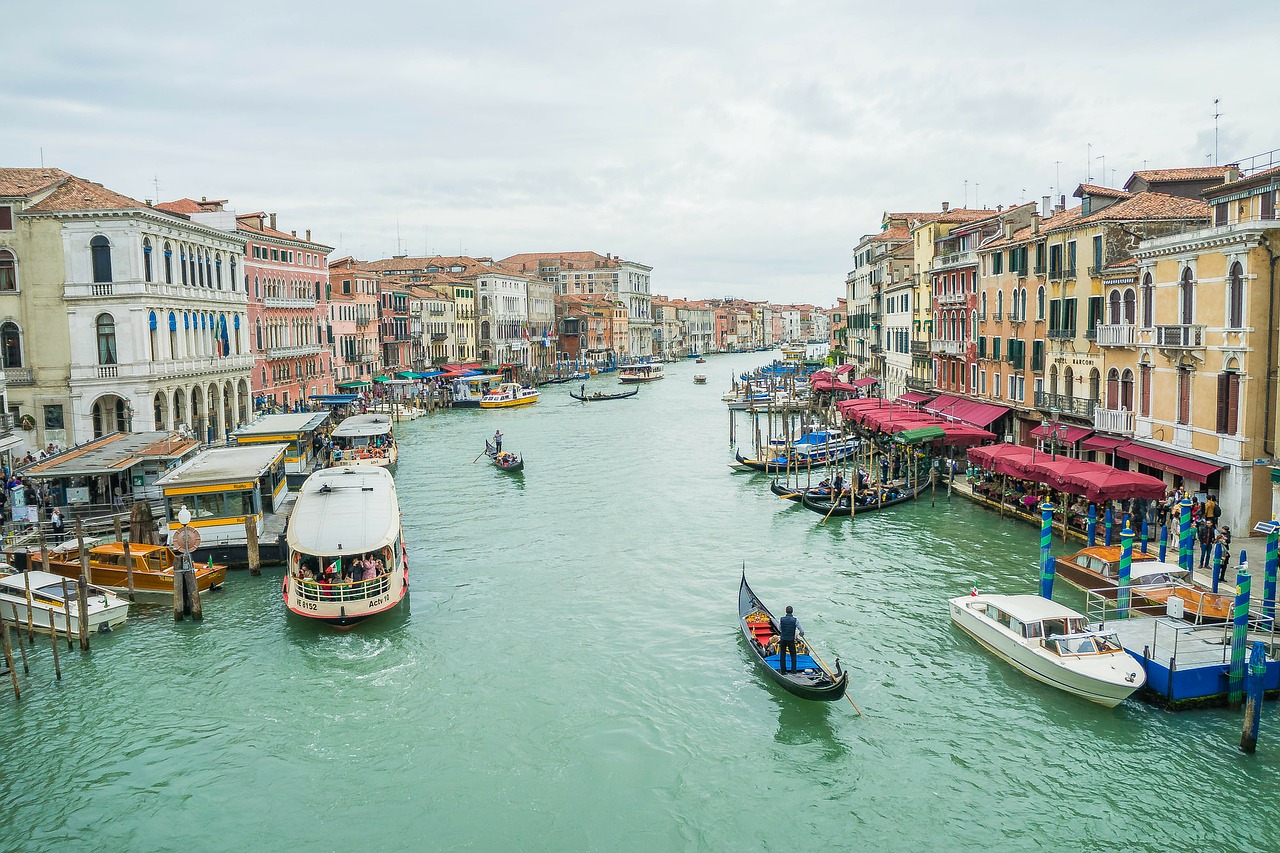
xmin=1099 ymin=615 xmax=1280 ymax=709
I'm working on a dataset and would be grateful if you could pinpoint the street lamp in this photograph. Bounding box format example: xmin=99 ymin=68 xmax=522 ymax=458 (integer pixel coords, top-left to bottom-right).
xmin=178 ymin=504 xmax=191 ymax=526
xmin=1043 ymin=406 xmax=1063 ymax=459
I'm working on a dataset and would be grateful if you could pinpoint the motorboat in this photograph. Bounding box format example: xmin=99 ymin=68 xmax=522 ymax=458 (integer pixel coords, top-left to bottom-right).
xmin=13 ymin=540 xmax=225 ymax=596
xmin=1054 ymin=547 xmax=1230 ymax=622
xmin=0 ymin=569 xmax=130 ymax=635
xmin=693 ymin=374 xmax=707 ymax=384
xmin=618 ymin=362 xmax=664 ymax=383
xmin=478 ymin=382 xmax=540 ymax=408
xmin=948 ymin=592 xmax=1145 ymax=707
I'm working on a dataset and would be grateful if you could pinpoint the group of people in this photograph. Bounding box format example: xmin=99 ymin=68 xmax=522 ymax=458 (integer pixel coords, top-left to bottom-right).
xmin=296 ymin=552 xmax=387 ymax=587
xmin=1194 ymin=495 xmax=1233 ymax=582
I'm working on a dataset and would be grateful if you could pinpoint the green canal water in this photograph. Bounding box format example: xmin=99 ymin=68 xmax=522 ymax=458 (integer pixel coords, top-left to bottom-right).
xmin=3 ymin=350 xmax=1279 ymax=851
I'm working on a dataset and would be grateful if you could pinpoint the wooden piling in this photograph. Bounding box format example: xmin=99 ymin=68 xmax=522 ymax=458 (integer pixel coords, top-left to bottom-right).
xmin=75 ymin=518 xmax=90 ymax=652
xmin=188 ymin=558 xmax=203 ymax=621
xmin=9 ymin=603 xmax=29 ymax=674
xmin=122 ymin=536 xmax=135 ymax=602
xmin=39 ymin=527 xmax=52 ymax=577
xmin=245 ymin=516 xmax=261 ymax=576
xmin=59 ymin=578 xmax=73 ymax=649
xmin=0 ymin=607 xmax=19 ymax=700
xmin=22 ymin=570 xmax=35 ymax=644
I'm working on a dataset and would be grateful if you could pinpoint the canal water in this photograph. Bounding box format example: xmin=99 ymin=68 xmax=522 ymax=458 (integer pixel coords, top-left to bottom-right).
xmin=3 ymin=350 xmax=1278 ymax=851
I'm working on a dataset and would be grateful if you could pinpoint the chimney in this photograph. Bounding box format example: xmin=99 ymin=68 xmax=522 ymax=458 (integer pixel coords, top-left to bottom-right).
xmin=1042 ymin=195 xmax=1051 ymax=218
xmin=201 ymin=196 xmax=207 ymax=202
xmin=1059 ymin=194 xmax=1066 ymax=209
xmin=269 ymin=213 xmax=277 ymax=230
xmin=941 ymin=201 xmax=950 ymax=213
xmin=306 ymin=229 xmax=311 ymax=241
xmin=1032 ymin=213 xmax=1041 ymax=235
xmin=997 ymin=204 xmax=1003 ymax=212
xmin=1003 ymin=222 xmax=1013 ymax=239
xmin=291 ymin=230 xmax=297 ymax=237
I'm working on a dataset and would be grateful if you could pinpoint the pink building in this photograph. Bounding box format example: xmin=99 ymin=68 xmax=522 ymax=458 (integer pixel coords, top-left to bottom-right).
xmin=328 ymin=257 xmax=383 ymax=390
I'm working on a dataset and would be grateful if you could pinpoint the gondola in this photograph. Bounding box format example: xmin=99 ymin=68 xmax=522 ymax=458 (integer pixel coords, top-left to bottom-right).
xmin=738 ymin=573 xmax=848 ymax=701
xmin=798 ymin=481 xmax=926 ymax=518
xmin=769 ymin=478 xmax=831 ymax=502
xmin=485 ymin=441 xmax=525 ymax=473
xmin=569 ymin=388 xmax=638 ymax=402
xmin=733 ymin=446 xmax=855 ymax=474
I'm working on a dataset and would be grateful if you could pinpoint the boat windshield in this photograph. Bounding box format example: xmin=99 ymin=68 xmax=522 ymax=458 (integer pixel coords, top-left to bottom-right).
xmin=1044 ymin=632 xmax=1122 ymax=656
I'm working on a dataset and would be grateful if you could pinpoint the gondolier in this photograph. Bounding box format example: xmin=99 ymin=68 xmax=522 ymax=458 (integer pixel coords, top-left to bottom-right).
xmin=493 ymin=430 xmax=503 ymax=453
xmin=779 ymin=606 xmax=803 ymax=674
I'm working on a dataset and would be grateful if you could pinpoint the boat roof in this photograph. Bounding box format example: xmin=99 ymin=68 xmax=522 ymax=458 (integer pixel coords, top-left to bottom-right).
xmin=968 ymin=593 xmax=1084 ymax=621
xmin=154 ymin=444 xmax=288 ymax=489
xmin=232 ymin=412 xmax=330 ymax=438
xmin=89 ymin=542 xmax=172 ymax=557
xmin=286 ymin=466 xmax=401 ymax=556
xmin=1068 ymin=546 xmax=1157 ymax=563
xmin=1131 ymin=561 xmax=1191 ymax=579
xmin=331 ymin=414 xmax=394 ymax=438
xmin=19 ymin=430 xmax=200 ymax=479
xmin=0 ymin=570 xmax=78 ymax=591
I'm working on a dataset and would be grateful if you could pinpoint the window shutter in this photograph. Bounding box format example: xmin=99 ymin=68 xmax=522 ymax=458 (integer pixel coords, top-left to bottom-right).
xmin=1140 ymin=365 xmax=1152 ymax=417
xmin=1178 ymin=370 xmax=1191 ymax=425
xmin=1226 ymin=373 xmax=1240 ymax=436
xmin=1215 ymin=373 xmax=1229 ymax=434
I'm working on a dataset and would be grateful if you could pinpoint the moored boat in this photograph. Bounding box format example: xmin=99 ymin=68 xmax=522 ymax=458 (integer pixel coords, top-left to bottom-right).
xmin=479 ymin=382 xmax=540 ymax=408
xmin=330 ymin=414 xmax=398 ymax=468
xmin=1056 ymin=546 xmax=1232 ymax=622
xmin=618 ymin=362 xmax=664 ymax=383
xmin=738 ymin=574 xmax=848 ymax=701
xmin=13 ymin=541 xmax=225 ymax=596
xmin=695 ymin=358 xmax=706 ymax=364
xmin=282 ymin=466 xmax=409 ymax=628
xmin=948 ymin=592 xmax=1145 ymax=707
xmin=799 ymin=482 xmax=925 ymax=517
xmin=733 ymin=445 xmax=855 ymax=473
xmin=0 ymin=569 xmax=130 ymax=634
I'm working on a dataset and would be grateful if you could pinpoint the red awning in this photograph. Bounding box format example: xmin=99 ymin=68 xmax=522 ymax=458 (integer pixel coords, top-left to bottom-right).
xmin=938 ymin=423 xmax=995 ymax=446
xmin=967 ymin=444 xmax=1041 ymax=478
xmin=1058 ymin=467 xmax=1168 ymax=502
xmin=949 ymin=400 xmax=1010 ymax=429
xmin=834 ymin=364 xmax=856 ymax=376
xmin=850 ymin=377 xmax=879 ymax=388
xmin=924 ymin=394 xmax=962 ymax=415
xmin=1030 ymin=423 xmax=1094 ymax=444
xmin=1082 ymin=435 xmax=1126 ymax=452
xmin=896 ymin=392 xmax=934 ymax=406
xmin=1116 ymin=443 xmax=1223 ymax=482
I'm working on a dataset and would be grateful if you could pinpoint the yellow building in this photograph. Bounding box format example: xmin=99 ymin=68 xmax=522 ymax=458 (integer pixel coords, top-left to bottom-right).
xmin=1124 ymin=165 xmax=1280 ymax=530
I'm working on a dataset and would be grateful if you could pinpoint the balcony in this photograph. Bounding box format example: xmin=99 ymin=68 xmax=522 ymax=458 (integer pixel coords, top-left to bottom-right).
xmin=1093 ymin=324 xmax=1136 ymax=347
xmin=936 ymin=291 xmax=966 ymax=306
xmin=1065 ymin=266 xmax=1077 ymax=279
xmin=1093 ymin=407 xmax=1136 ymax=436
xmin=431 ymin=333 xmax=448 ymax=342
xmin=933 ymin=250 xmax=976 ymax=270
xmin=266 ymin=344 xmax=324 ymax=359
xmin=1034 ymin=263 xmax=1046 ymax=275
xmin=4 ymin=368 xmax=33 ymax=386
xmin=1048 ymin=267 xmax=1063 ymax=281
xmin=1034 ymin=392 xmax=1098 ymax=419
xmin=1007 ymin=354 xmax=1025 ymax=370
xmin=869 ymin=312 xmax=882 ymax=322
xmin=870 ymin=344 xmax=883 ymax=354
xmin=910 ymin=341 xmax=929 ymax=356
xmin=1086 ymin=266 xmax=1101 ymax=278
xmin=263 ymin=296 xmax=317 ymax=309
xmin=906 ymin=376 xmax=934 ymax=393
xmin=1155 ymin=324 xmax=1205 ymax=349
xmin=1046 ymin=329 xmax=1076 ymax=340
xmin=991 ymin=312 xmax=1003 ymax=322
xmin=930 ymin=339 xmax=965 ymax=356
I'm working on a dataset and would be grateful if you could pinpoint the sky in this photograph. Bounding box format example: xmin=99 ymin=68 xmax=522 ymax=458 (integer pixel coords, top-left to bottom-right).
xmin=5 ymin=0 xmax=1278 ymax=305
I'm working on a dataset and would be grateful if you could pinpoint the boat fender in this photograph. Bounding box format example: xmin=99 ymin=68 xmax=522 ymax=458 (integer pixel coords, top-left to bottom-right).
xmin=281 ymin=577 xmax=288 ymax=596
xmin=97 ymin=622 xmax=111 ymax=633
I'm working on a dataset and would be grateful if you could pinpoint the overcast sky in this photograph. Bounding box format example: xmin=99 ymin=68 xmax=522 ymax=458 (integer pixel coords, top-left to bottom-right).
xmin=5 ymin=0 xmax=1277 ymax=304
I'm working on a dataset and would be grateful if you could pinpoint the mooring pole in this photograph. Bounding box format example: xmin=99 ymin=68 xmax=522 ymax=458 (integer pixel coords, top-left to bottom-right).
xmin=1117 ymin=524 xmax=1134 ymax=620
xmin=1241 ymin=641 xmax=1266 ymax=754
xmin=1228 ymin=564 xmax=1252 ymax=710
xmin=1086 ymin=504 xmax=1097 ymax=547
xmin=1039 ymin=502 xmax=1056 ymax=599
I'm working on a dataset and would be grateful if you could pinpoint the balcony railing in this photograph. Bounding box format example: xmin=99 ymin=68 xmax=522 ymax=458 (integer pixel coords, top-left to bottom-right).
xmin=870 ymin=312 xmax=882 ymax=322
xmin=1093 ymin=407 xmax=1136 ymax=436
xmin=937 ymin=291 xmax=966 ymax=305
xmin=1034 ymin=263 xmax=1046 ymax=275
xmin=263 ymin=296 xmax=317 ymax=309
xmin=869 ymin=344 xmax=883 ymax=354
xmin=266 ymin=344 xmax=323 ymax=359
xmin=934 ymin=250 xmax=976 ymax=269
xmin=1086 ymin=266 xmax=1101 ymax=278
xmin=910 ymin=341 xmax=929 ymax=356
xmin=1034 ymin=392 xmax=1098 ymax=419
xmin=1065 ymin=266 xmax=1077 ymax=279
xmin=1048 ymin=267 xmax=1063 ymax=281
xmin=91 ymin=283 xmax=114 ymax=297
xmin=431 ymin=333 xmax=448 ymax=342
xmin=930 ymin=339 xmax=965 ymax=356
xmin=991 ymin=312 xmax=1003 ymax=322
xmin=1155 ymin=324 xmax=1205 ymax=349
xmin=4 ymin=368 xmax=33 ymax=386
xmin=906 ymin=376 xmax=934 ymax=392
xmin=1095 ymin=324 xmax=1137 ymax=347
xmin=1046 ymin=329 xmax=1076 ymax=340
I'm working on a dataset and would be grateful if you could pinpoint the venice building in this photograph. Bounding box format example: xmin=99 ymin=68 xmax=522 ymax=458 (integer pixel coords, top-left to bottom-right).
xmin=0 ymin=169 xmax=253 ymax=452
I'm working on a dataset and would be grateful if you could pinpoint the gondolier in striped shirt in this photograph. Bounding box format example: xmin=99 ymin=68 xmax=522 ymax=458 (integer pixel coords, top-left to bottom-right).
xmin=779 ymin=606 xmax=803 ymax=673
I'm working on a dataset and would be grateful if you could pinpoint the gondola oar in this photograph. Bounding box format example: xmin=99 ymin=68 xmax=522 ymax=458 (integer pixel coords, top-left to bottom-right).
xmin=807 ymin=645 xmax=863 ymax=717
xmin=820 ymin=491 xmax=842 ymax=524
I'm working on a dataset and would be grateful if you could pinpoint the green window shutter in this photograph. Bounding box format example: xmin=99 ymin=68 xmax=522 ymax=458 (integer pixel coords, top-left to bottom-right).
xmin=978 ymin=336 xmax=987 ymax=358
xmin=993 ymin=338 xmax=1002 ymax=360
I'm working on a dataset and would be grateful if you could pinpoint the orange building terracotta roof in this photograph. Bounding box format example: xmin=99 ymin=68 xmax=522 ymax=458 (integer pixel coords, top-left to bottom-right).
xmin=1074 ymin=184 xmax=1133 ymax=200
xmin=1071 ymin=191 xmax=1208 ymax=226
xmin=1129 ymin=166 xmax=1234 ymax=183
xmin=501 ymin=251 xmax=619 ymax=271
xmin=23 ymin=176 xmax=148 ymax=213
xmin=0 ymin=168 xmax=71 ymax=197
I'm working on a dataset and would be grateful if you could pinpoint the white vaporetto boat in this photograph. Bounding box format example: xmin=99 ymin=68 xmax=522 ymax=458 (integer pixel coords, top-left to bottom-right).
xmin=618 ymin=362 xmax=664 ymax=383
xmin=0 ymin=569 xmax=130 ymax=635
xmin=948 ymin=593 xmax=1145 ymax=707
xmin=329 ymin=414 xmax=398 ymax=469
xmin=283 ymin=466 xmax=409 ymax=628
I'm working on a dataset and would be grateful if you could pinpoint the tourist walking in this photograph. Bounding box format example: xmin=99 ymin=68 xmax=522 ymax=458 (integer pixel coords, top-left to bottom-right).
xmin=778 ymin=605 xmax=803 ymax=674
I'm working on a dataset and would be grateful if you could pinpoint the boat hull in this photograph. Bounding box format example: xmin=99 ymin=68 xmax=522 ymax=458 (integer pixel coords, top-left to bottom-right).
xmin=948 ymin=597 xmax=1143 ymax=707
xmin=284 ymin=566 xmax=409 ymax=627
xmin=0 ymin=584 xmax=129 ymax=635
xmin=799 ymin=483 xmax=924 ymax=518
xmin=738 ymin=574 xmax=848 ymax=701
xmin=479 ymin=396 xmax=538 ymax=408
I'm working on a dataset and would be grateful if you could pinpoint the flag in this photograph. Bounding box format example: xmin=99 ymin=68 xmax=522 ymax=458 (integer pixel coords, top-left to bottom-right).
xmin=522 ymin=322 xmax=530 ymax=341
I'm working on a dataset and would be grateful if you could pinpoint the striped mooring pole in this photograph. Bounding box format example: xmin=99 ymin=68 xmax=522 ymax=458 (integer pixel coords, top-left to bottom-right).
xmin=1228 ymin=563 xmax=1252 ymax=710
xmin=1039 ymin=502 xmax=1056 ymax=599
xmin=1159 ymin=523 xmax=1168 ymax=562
xmin=1117 ymin=525 xmax=1134 ymax=619
xmin=1263 ymin=522 xmax=1279 ymax=623
xmin=1104 ymin=506 xmax=1114 ymax=546
xmin=1178 ymin=497 xmax=1194 ymax=576
xmin=1086 ymin=504 xmax=1097 ymax=547
xmin=1241 ymin=641 xmax=1267 ymax=754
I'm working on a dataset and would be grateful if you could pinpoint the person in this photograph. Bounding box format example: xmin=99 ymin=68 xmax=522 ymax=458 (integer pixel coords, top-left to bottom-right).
xmin=493 ymin=430 xmax=503 ymax=453
xmin=51 ymin=507 xmax=64 ymax=535
xmin=778 ymin=605 xmax=803 ymax=674
xmin=1206 ymin=494 xmax=1220 ymax=526
xmin=832 ymin=472 xmax=844 ymax=497
xmin=1198 ymin=519 xmax=1214 ymax=569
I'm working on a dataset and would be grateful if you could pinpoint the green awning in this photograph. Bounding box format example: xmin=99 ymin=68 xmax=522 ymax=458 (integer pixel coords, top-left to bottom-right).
xmin=336 ymin=381 xmax=371 ymax=389
xmin=894 ymin=426 xmax=946 ymax=445
xmin=373 ymin=376 xmax=392 ymax=383
xmin=396 ymin=371 xmax=416 ymax=379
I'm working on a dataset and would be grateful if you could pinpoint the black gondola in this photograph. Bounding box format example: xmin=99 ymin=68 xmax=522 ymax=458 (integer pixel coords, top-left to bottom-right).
xmin=485 ymin=441 xmax=525 ymax=473
xmin=798 ymin=481 xmax=925 ymax=518
xmin=738 ymin=573 xmax=848 ymax=701
xmin=569 ymin=388 xmax=638 ymax=402
xmin=733 ymin=447 xmax=855 ymax=474
xmin=769 ymin=478 xmax=832 ymax=502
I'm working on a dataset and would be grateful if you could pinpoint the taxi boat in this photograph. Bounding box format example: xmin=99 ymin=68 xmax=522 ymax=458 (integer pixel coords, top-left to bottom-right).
xmin=14 ymin=540 xmax=225 ymax=596
xmin=1054 ymin=546 xmax=1231 ymax=622
xmin=0 ymin=569 xmax=130 ymax=634
xmin=478 ymin=382 xmax=540 ymax=409
xmin=282 ymin=466 xmax=408 ymax=628
xmin=949 ymin=593 xmax=1145 ymax=707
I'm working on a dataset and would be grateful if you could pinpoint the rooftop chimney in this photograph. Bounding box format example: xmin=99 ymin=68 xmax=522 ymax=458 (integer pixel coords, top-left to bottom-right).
xmin=1042 ymin=195 xmax=1051 ymax=218
xmin=306 ymin=229 xmax=311 ymax=241
xmin=201 ymin=196 xmax=207 ymax=202
xmin=269 ymin=213 xmax=277 ymax=230
xmin=941 ymin=201 xmax=950 ymax=213
xmin=291 ymin=230 xmax=297 ymax=237
xmin=1032 ymin=213 xmax=1041 ymax=235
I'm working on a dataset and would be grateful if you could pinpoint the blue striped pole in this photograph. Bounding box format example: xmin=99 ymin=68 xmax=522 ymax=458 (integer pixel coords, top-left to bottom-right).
xmin=1140 ymin=517 xmax=1149 ymax=555
xmin=1264 ymin=522 xmax=1279 ymax=623
xmin=1039 ymin=502 xmax=1056 ymax=599
xmin=1178 ymin=497 xmax=1193 ymax=576
xmin=1118 ymin=525 xmax=1134 ymax=619
xmin=1159 ymin=523 xmax=1168 ymax=562
xmin=1241 ymin=641 xmax=1267 ymax=753
xmin=1104 ymin=506 xmax=1113 ymax=546
xmin=1086 ymin=504 xmax=1097 ymax=546
xmin=1228 ymin=566 xmax=1252 ymax=709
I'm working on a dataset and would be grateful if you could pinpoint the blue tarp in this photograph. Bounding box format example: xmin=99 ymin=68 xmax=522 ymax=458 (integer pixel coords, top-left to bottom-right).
xmin=764 ymin=654 xmax=819 ymax=672
xmin=309 ymin=394 xmax=360 ymax=405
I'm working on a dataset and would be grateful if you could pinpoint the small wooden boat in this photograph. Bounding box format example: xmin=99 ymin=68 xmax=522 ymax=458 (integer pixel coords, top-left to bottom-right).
xmin=733 ymin=446 xmax=855 ymax=474
xmin=949 ymin=592 xmax=1145 ymax=707
xmin=0 ymin=569 xmax=130 ymax=634
xmin=485 ymin=441 xmax=524 ymax=472
xmin=569 ymin=387 xmax=638 ymax=401
xmin=618 ymin=363 xmax=664 ymax=383
xmin=693 ymin=374 xmax=707 ymax=384
xmin=799 ymin=482 xmax=925 ymax=517
xmin=13 ymin=540 xmax=226 ymax=595
xmin=769 ymin=478 xmax=832 ymax=502
xmin=739 ymin=573 xmax=848 ymax=701
xmin=695 ymin=358 xmax=706 ymax=364
xmin=1055 ymin=547 xmax=1231 ymax=622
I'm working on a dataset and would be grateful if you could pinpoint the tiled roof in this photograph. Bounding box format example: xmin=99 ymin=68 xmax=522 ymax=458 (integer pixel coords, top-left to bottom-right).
xmin=155 ymin=198 xmax=204 ymax=214
xmin=1074 ymin=184 xmax=1132 ymax=200
xmin=1130 ymin=166 xmax=1233 ymax=183
xmin=1070 ymin=191 xmax=1208 ymax=227
xmin=870 ymin=224 xmax=910 ymax=242
xmin=23 ymin=175 xmax=148 ymax=213
xmin=235 ymin=215 xmax=332 ymax=249
xmin=500 ymin=251 xmax=620 ymax=271
xmin=0 ymin=168 xmax=71 ymax=197
xmin=1202 ymin=164 xmax=1280 ymax=199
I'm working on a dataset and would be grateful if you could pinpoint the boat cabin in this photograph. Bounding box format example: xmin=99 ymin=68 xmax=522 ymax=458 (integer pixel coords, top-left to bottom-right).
xmin=17 ymin=430 xmax=201 ymax=508
xmin=231 ymin=412 xmax=331 ymax=482
xmin=1059 ymin=546 xmax=1157 ymax=579
xmin=329 ymin=414 xmax=395 ymax=464
xmin=450 ymin=375 xmax=502 ymax=408
xmin=154 ymin=443 xmax=288 ymax=548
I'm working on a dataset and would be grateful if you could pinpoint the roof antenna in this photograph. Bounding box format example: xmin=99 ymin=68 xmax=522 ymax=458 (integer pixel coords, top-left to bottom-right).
xmin=1213 ymin=98 xmax=1221 ymax=166
xmin=39 ymin=147 xmax=44 ymax=167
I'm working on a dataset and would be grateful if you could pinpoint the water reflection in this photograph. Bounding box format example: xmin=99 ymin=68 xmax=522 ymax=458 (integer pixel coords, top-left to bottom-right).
xmin=769 ymin=692 xmax=846 ymax=759
xmin=282 ymin=595 xmax=413 ymax=648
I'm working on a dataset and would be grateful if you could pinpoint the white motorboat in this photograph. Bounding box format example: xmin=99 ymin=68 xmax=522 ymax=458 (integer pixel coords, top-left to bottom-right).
xmin=693 ymin=374 xmax=707 ymax=384
xmin=948 ymin=593 xmax=1145 ymax=707
xmin=0 ymin=569 xmax=130 ymax=635
xmin=618 ymin=362 xmax=664 ymax=383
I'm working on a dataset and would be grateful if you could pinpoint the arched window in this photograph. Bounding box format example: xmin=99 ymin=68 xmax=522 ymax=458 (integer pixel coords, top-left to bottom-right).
xmin=230 ymin=258 xmax=237 ymax=291
xmin=215 ymin=255 xmax=223 ymax=289
xmin=1141 ymin=272 xmax=1154 ymax=327
xmin=164 ymin=243 xmax=173 ymax=284
xmin=996 ymin=291 xmax=1004 ymax=317
xmin=1120 ymin=368 xmax=1134 ymax=411
xmin=1217 ymin=364 xmax=1241 ymax=435
xmin=153 ymin=392 xmax=167 ymax=430
xmin=1106 ymin=367 xmax=1120 ymax=408
xmin=1088 ymin=368 xmax=1100 ymax=404
xmin=0 ymin=322 xmax=21 ymax=367
xmin=96 ymin=314 xmax=118 ymax=365
xmin=1122 ymin=288 xmax=1136 ymax=324
xmin=1107 ymin=290 xmax=1122 ymax=325
xmin=149 ymin=311 xmax=158 ymax=361
xmin=1036 ymin=286 xmax=1045 ymax=321
xmin=90 ymin=236 xmax=112 ymax=283
xmin=1228 ymin=262 xmax=1244 ymax=328
xmin=1179 ymin=268 xmax=1194 ymax=324
xmin=143 ymin=239 xmax=153 ymax=283
xmin=1049 ymin=364 xmax=1059 ymax=398
xmin=1063 ymin=366 xmax=1074 ymax=400
xmin=180 ymin=247 xmax=188 ymax=285
xmin=0 ymin=249 xmax=16 ymax=291
xmin=1019 ymin=288 xmax=1027 ymax=322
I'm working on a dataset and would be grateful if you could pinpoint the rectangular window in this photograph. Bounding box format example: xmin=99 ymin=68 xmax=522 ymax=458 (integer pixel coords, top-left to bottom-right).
xmin=1177 ymin=369 xmax=1191 ymax=425
xmin=1049 ymin=245 xmax=1062 ymax=277
xmin=1214 ymin=204 xmax=1228 ymax=227
xmin=1140 ymin=365 xmax=1152 ymax=417
xmin=271 ymin=249 xmax=279 ymax=261
xmin=1263 ymin=191 xmax=1276 ymax=221
xmin=1087 ymin=296 xmax=1103 ymax=335
xmin=1092 ymin=235 xmax=1103 ymax=270
xmin=1064 ymin=298 xmax=1078 ymax=333
xmin=1032 ymin=340 xmax=1044 ymax=372
xmin=1048 ymin=299 xmax=1061 ymax=332
xmin=994 ymin=372 xmax=1002 ymax=398
xmin=1035 ymin=243 xmax=1045 ymax=273
xmin=1067 ymin=242 xmax=1077 ymax=275
xmin=970 ymin=364 xmax=977 ymax=391
xmin=977 ymin=336 xmax=987 ymax=358
xmin=992 ymin=337 xmax=1002 ymax=361
xmin=992 ymin=252 xmax=1004 ymax=275
xmin=43 ymin=405 xmax=64 ymax=430
xmin=980 ymin=371 xmax=987 ymax=395
xmin=1217 ymin=372 xmax=1241 ymax=436
xmin=0 ymin=206 xmax=11 ymax=230
xmin=1008 ymin=374 xmax=1016 ymax=400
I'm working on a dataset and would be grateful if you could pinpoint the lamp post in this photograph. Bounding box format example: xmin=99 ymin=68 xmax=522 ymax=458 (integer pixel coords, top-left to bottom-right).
xmin=1043 ymin=406 xmax=1062 ymax=459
